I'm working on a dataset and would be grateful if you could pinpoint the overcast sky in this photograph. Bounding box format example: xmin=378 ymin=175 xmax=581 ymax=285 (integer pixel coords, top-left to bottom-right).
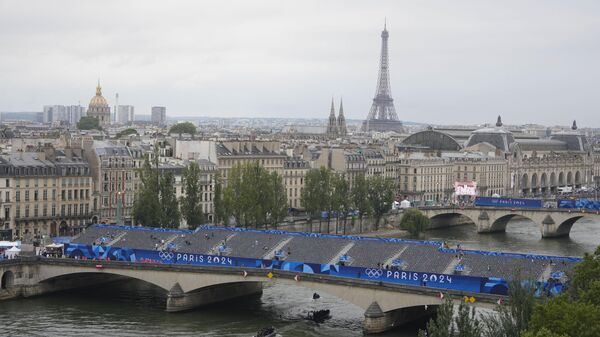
xmin=1 ymin=0 xmax=599 ymax=126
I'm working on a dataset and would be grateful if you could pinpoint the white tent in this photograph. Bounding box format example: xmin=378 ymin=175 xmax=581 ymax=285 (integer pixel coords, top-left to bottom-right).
xmin=400 ymin=200 xmax=411 ymax=209
xmin=5 ymin=246 xmax=20 ymax=259
xmin=0 ymin=241 xmax=20 ymax=249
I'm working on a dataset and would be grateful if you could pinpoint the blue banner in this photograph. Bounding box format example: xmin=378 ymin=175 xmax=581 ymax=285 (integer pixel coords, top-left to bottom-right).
xmin=64 ymin=242 xmax=513 ymax=295
xmin=558 ymin=199 xmax=600 ymax=211
xmin=475 ymin=197 xmax=542 ymax=209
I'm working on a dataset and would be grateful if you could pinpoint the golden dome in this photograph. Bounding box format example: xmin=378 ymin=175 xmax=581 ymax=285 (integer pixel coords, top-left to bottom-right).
xmin=89 ymin=81 xmax=108 ymax=107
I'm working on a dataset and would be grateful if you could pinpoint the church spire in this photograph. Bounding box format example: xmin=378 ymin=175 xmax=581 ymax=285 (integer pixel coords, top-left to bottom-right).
xmin=572 ymin=120 xmax=578 ymax=130
xmin=327 ymin=97 xmax=338 ymax=139
xmin=337 ymin=98 xmax=347 ymax=137
xmin=330 ymin=97 xmax=336 ymax=118
xmin=496 ymin=115 xmax=503 ymax=127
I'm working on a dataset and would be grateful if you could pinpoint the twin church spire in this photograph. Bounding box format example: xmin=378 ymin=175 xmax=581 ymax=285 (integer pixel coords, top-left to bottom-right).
xmin=327 ymin=98 xmax=347 ymax=139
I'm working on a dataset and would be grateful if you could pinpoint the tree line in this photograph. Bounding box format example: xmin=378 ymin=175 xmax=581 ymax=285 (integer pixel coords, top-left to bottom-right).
xmin=133 ymin=156 xmax=397 ymax=232
xmin=300 ymin=167 xmax=395 ymax=233
xmin=132 ymin=147 xmax=206 ymax=229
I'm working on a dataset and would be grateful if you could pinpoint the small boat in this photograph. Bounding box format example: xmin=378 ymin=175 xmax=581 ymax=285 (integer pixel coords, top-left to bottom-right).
xmin=254 ymin=326 xmax=278 ymax=337
xmin=307 ymin=309 xmax=331 ymax=323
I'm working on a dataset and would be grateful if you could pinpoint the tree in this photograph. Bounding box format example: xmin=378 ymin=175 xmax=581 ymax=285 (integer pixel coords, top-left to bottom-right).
xmin=116 ymin=128 xmax=138 ymax=138
xmin=268 ymin=171 xmax=288 ymax=229
xmin=525 ymin=296 xmax=600 ymax=337
xmin=366 ymin=175 xmax=394 ymax=230
xmin=418 ymin=297 xmax=454 ymax=337
xmin=569 ymin=245 xmax=600 ymax=302
xmin=181 ymin=162 xmax=204 ymax=229
xmin=222 ymin=162 xmax=287 ymax=229
xmin=213 ymin=173 xmax=225 ymax=225
xmin=169 ymin=122 xmax=196 ymax=135
xmin=159 ymin=171 xmax=181 ymax=228
xmin=522 ymin=245 xmax=600 ymax=337
xmin=351 ymin=173 xmax=371 ymax=233
xmin=77 ymin=116 xmax=101 ymax=130
xmin=483 ymin=274 xmax=536 ymax=337
xmin=301 ymin=167 xmax=332 ymax=233
xmin=331 ymin=173 xmax=349 ymax=234
xmin=522 ymin=328 xmax=569 ymax=337
xmin=132 ymin=153 xmax=161 ymax=227
xmin=418 ymin=297 xmax=482 ymax=337
xmin=399 ymin=208 xmax=430 ymax=237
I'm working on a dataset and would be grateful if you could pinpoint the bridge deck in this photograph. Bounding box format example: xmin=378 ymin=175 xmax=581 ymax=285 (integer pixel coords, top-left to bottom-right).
xmin=69 ymin=225 xmax=579 ymax=283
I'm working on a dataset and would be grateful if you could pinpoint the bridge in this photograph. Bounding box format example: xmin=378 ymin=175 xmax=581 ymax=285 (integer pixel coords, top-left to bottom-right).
xmin=0 ymin=225 xmax=580 ymax=334
xmin=419 ymin=206 xmax=600 ymax=238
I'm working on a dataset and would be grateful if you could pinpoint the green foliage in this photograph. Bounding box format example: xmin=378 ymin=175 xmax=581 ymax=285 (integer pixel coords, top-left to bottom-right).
xmin=484 ymin=275 xmax=536 ymax=337
xmin=132 ymin=152 xmax=161 ymax=227
xmin=301 ymin=167 xmax=333 ymax=223
xmin=331 ymin=173 xmax=350 ymax=234
xmin=366 ymin=175 xmax=394 ymax=230
xmin=399 ymin=208 xmax=430 ymax=236
xmin=212 ymin=173 xmax=224 ymax=225
xmin=268 ymin=171 xmax=288 ymax=228
xmin=159 ymin=172 xmax=181 ymax=228
xmin=569 ymin=245 xmax=600 ymax=302
xmin=521 ymin=328 xmax=569 ymax=337
xmin=351 ymin=173 xmax=371 ymax=232
xmin=169 ymin=122 xmax=196 ymax=135
xmin=419 ymin=297 xmax=481 ymax=337
xmin=181 ymin=162 xmax=204 ymax=229
xmin=419 ymin=297 xmax=454 ymax=337
xmin=526 ymin=295 xmax=600 ymax=337
xmin=222 ymin=162 xmax=287 ymax=228
xmin=77 ymin=116 xmax=101 ymax=130
xmin=523 ymin=245 xmax=600 ymax=337
xmin=116 ymin=128 xmax=138 ymax=138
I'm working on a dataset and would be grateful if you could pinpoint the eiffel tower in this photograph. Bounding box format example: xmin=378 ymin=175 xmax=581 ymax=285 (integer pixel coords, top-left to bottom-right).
xmin=362 ymin=21 xmax=405 ymax=133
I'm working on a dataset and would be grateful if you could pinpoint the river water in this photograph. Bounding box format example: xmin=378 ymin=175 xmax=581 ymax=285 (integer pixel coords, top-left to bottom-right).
xmin=1 ymin=218 xmax=598 ymax=337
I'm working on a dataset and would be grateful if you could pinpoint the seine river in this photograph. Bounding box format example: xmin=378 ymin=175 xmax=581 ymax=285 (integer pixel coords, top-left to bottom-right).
xmin=1 ymin=218 xmax=598 ymax=337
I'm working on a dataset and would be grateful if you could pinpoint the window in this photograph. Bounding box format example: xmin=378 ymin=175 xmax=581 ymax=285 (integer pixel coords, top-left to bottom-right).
xmin=61 ymin=205 xmax=65 ymax=216
xmin=43 ymin=190 xmax=47 ymax=200
xmin=52 ymin=204 xmax=56 ymax=217
xmin=25 ymin=191 xmax=29 ymax=201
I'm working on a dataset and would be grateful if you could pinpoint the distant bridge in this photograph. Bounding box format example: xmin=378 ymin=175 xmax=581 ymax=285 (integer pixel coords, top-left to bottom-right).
xmin=1 ymin=257 xmax=501 ymax=334
xmin=418 ymin=206 xmax=600 ymax=238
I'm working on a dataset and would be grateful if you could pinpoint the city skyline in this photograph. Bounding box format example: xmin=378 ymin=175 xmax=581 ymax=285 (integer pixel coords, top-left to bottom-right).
xmin=1 ymin=1 xmax=600 ymax=126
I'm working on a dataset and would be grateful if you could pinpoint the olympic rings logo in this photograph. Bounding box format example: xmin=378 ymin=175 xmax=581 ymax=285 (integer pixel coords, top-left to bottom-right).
xmin=158 ymin=251 xmax=174 ymax=261
xmin=365 ymin=268 xmax=383 ymax=278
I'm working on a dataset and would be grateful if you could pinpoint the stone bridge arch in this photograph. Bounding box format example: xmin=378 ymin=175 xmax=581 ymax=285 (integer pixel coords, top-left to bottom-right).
xmin=487 ymin=214 xmax=530 ymax=233
xmin=33 ymin=263 xmax=448 ymax=334
xmin=1 ymin=270 xmax=14 ymax=289
xmin=419 ymin=207 xmax=600 ymax=238
xmin=427 ymin=211 xmax=477 ymax=229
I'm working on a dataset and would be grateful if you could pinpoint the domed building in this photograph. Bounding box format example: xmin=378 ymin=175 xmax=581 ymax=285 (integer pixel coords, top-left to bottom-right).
xmin=87 ymin=81 xmax=111 ymax=127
